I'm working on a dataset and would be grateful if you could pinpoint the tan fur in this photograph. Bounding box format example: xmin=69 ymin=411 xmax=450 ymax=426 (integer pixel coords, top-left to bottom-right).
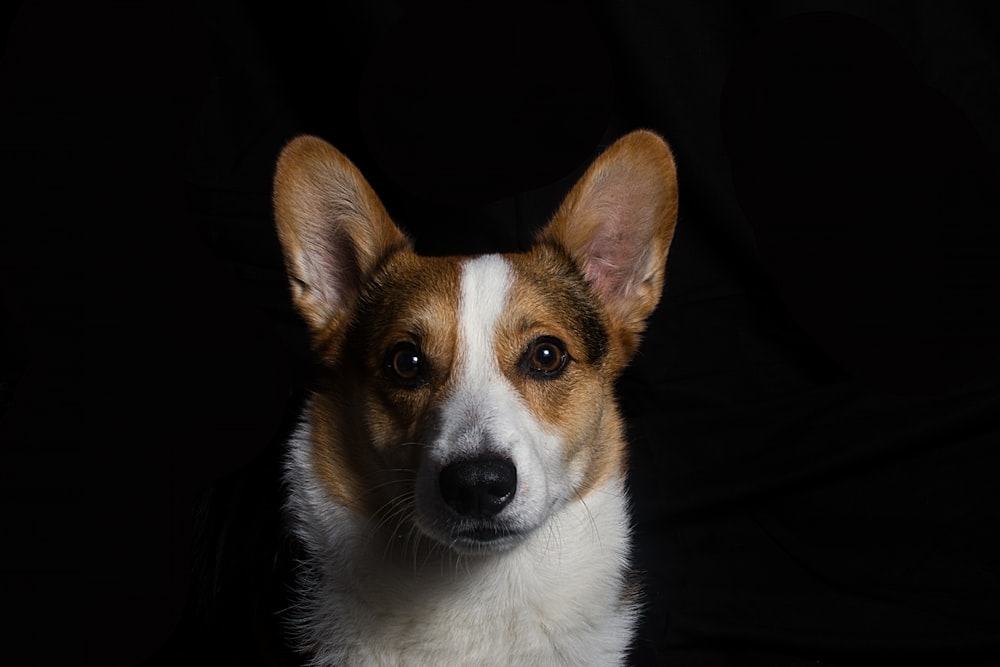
xmin=311 ymin=255 xmax=463 ymax=517
xmin=503 ymin=250 xmax=624 ymax=493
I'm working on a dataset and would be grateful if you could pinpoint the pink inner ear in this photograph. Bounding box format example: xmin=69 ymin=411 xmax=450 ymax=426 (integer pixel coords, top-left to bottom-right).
xmin=584 ymin=241 xmax=624 ymax=300
xmin=580 ymin=194 xmax=649 ymax=302
xmin=304 ymin=225 xmax=358 ymax=312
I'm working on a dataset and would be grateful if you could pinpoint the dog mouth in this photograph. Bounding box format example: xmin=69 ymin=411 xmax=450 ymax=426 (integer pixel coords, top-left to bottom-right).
xmin=449 ymin=523 xmax=524 ymax=554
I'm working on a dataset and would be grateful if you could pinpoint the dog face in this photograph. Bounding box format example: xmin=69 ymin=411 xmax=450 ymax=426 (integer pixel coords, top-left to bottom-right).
xmin=274 ymin=131 xmax=677 ymax=555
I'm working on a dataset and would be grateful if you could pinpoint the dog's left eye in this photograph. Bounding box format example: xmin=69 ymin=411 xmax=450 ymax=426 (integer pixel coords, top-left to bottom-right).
xmin=524 ymin=336 xmax=568 ymax=378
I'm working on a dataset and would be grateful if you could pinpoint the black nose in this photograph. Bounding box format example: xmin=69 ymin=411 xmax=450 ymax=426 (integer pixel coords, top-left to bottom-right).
xmin=439 ymin=457 xmax=517 ymax=519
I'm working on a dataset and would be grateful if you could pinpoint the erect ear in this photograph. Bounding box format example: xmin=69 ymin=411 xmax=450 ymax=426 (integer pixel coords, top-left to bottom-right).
xmin=538 ymin=130 xmax=678 ymax=360
xmin=273 ymin=135 xmax=410 ymax=342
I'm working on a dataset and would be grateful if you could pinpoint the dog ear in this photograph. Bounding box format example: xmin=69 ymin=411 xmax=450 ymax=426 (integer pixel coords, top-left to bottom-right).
xmin=273 ymin=136 xmax=410 ymax=341
xmin=539 ymin=130 xmax=679 ymax=360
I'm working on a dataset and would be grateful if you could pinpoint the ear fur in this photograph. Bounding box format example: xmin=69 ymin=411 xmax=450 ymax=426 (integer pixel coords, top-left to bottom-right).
xmin=538 ymin=130 xmax=679 ymax=361
xmin=273 ymin=136 xmax=410 ymax=344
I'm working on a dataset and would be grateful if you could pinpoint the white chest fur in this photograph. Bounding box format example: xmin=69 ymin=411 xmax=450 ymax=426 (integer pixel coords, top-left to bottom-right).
xmin=284 ymin=422 xmax=637 ymax=667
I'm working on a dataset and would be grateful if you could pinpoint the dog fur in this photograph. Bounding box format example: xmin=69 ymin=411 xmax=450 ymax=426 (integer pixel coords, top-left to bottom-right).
xmin=273 ymin=130 xmax=678 ymax=666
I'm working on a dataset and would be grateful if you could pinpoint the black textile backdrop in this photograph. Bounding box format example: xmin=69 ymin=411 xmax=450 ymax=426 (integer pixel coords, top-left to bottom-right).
xmin=1 ymin=2 xmax=999 ymax=666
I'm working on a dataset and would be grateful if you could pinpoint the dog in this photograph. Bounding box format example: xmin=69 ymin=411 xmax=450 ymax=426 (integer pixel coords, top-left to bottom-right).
xmin=273 ymin=130 xmax=678 ymax=666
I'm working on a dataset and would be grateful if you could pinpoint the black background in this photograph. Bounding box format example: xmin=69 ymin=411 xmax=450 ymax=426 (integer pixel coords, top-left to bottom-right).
xmin=2 ymin=2 xmax=999 ymax=665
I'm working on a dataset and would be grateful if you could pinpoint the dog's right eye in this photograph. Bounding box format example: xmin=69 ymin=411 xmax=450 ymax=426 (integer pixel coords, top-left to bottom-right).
xmin=386 ymin=342 xmax=426 ymax=386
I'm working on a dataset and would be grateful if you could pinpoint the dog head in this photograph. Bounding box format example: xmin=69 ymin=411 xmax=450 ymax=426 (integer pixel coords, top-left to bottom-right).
xmin=274 ymin=131 xmax=677 ymax=555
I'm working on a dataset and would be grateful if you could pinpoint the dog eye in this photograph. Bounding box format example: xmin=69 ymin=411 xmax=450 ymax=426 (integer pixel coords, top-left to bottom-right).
xmin=524 ymin=336 xmax=568 ymax=378
xmin=386 ymin=342 xmax=426 ymax=386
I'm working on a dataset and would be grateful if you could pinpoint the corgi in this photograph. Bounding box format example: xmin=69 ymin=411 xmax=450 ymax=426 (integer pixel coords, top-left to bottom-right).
xmin=273 ymin=130 xmax=678 ymax=666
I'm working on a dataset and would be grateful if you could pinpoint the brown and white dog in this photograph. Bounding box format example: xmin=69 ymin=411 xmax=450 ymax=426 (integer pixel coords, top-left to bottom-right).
xmin=273 ymin=130 xmax=678 ymax=666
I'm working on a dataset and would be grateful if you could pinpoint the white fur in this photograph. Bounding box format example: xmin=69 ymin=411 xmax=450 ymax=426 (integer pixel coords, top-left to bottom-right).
xmin=284 ymin=255 xmax=638 ymax=666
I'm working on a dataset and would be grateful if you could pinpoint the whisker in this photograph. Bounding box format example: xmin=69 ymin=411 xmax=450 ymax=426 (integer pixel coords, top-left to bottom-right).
xmin=373 ymin=496 xmax=414 ymax=533
xmin=574 ymin=488 xmax=603 ymax=551
xmin=372 ymin=493 xmax=413 ymax=534
xmin=364 ymin=477 xmax=414 ymax=498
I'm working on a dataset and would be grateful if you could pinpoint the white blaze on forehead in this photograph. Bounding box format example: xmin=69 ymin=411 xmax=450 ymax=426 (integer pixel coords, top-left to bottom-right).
xmin=457 ymin=254 xmax=513 ymax=383
xmin=440 ymin=254 xmax=520 ymax=460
